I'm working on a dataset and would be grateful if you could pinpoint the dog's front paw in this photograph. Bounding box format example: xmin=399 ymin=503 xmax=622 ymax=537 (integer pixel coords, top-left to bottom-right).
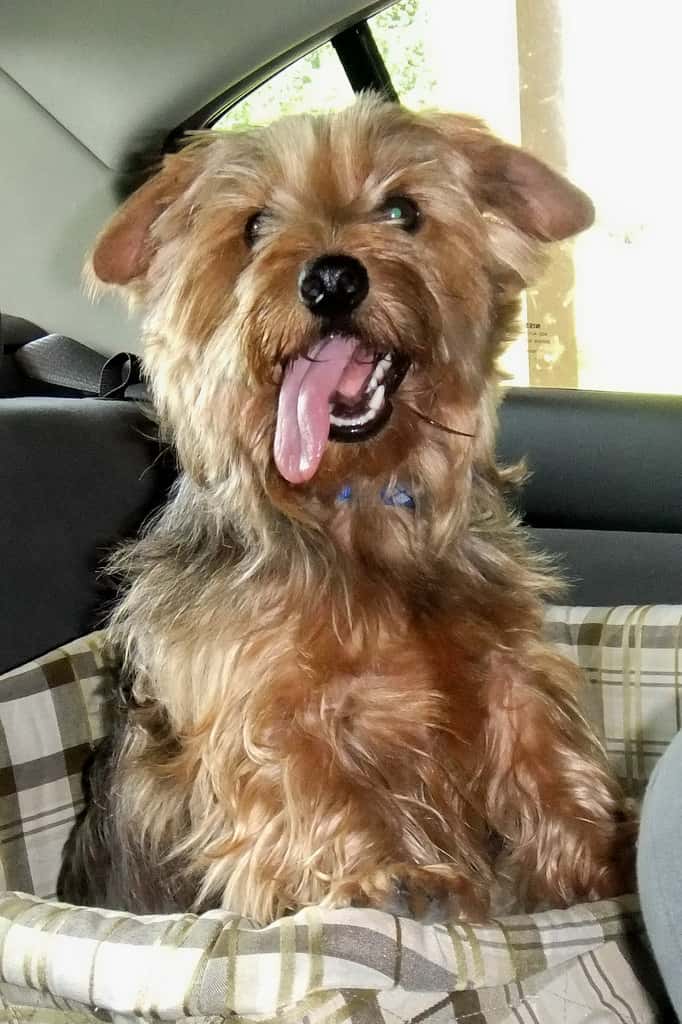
xmin=330 ymin=864 xmax=490 ymax=923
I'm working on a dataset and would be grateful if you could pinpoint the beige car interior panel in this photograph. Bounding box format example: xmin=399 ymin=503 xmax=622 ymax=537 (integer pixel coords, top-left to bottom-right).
xmin=0 ymin=0 xmax=382 ymax=354
xmin=0 ymin=68 xmax=140 ymax=354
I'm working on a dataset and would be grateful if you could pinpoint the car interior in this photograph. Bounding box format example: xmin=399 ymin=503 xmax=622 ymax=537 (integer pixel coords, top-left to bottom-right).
xmin=1 ymin=0 xmax=680 ymax=1019
xmin=2 ymin=0 xmax=680 ymax=675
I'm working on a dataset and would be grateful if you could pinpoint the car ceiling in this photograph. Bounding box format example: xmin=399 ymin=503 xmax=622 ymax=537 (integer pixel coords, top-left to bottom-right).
xmin=0 ymin=0 xmax=383 ymax=353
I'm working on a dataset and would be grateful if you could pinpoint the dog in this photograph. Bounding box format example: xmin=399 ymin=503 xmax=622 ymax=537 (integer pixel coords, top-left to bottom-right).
xmin=58 ymin=96 xmax=635 ymax=923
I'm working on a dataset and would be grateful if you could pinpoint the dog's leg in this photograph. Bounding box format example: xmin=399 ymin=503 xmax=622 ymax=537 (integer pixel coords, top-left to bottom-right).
xmin=58 ymin=709 xmax=197 ymax=914
xmin=211 ymin=758 xmax=494 ymax=922
xmin=478 ymin=649 xmax=637 ymax=909
xmin=57 ymin=731 xmax=122 ymax=907
xmin=326 ymin=858 xmax=494 ymax=923
xmin=57 ymin=726 xmax=176 ymax=912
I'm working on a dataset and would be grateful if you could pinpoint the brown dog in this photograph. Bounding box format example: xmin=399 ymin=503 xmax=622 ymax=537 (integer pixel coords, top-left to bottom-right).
xmin=59 ymin=96 xmax=634 ymax=923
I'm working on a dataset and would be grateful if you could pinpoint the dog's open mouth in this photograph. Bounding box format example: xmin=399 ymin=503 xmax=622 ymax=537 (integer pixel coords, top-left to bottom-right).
xmin=274 ymin=335 xmax=410 ymax=484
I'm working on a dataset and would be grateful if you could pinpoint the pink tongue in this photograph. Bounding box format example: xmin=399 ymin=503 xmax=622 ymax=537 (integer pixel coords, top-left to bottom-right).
xmin=274 ymin=337 xmax=371 ymax=484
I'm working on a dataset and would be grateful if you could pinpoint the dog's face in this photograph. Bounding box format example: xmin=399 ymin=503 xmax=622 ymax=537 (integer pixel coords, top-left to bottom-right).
xmin=93 ymin=97 xmax=592 ymax=496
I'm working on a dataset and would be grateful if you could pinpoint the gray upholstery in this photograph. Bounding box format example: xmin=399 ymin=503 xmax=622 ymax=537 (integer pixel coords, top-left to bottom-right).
xmin=498 ymin=388 xmax=682 ymax=532
xmin=531 ymin=529 xmax=682 ymax=606
xmin=1 ymin=387 xmax=679 ymax=673
xmin=498 ymin=388 xmax=682 ymax=605
xmin=0 ymin=314 xmax=45 ymax=350
xmin=0 ymin=398 xmax=171 ymax=673
xmin=1 ymin=316 xmax=46 ymax=398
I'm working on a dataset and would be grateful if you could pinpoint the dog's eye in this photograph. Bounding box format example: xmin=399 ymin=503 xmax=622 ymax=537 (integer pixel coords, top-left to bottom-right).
xmin=379 ymin=196 xmax=420 ymax=232
xmin=244 ymin=211 xmax=267 ymax=247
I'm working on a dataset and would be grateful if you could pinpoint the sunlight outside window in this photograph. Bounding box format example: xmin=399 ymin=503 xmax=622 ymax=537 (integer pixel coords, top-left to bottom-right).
xmin=214 ymin=0 xmax=681 ymax=395
xmin=214 ymin=42 xmax=353 ymax=131
xmin=371 ymin=0 xmax=682 ymax=394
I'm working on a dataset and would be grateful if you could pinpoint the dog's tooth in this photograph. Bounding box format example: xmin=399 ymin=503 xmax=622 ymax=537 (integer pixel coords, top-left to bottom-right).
xmin=370 ymin=385 xmax=385 ymax=411
xmin=335 ymin=405 xmax=379 ymax=427
xmin=330 ymin=382 xmax=386 ymax=429
xmin=368 ymin=358 xmax=389 ymax=390
xmin=364 ymin=354 xmax=392 ymax=396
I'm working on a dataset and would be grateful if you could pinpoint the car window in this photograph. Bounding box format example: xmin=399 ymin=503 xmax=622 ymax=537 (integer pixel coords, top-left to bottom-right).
xmin=370 ymin=0 xmax=681 ymax=394
xmin=213 ymin=42 xmax=353 ymax=131
xmin=213 ymin=0 xmax=681 ymax=395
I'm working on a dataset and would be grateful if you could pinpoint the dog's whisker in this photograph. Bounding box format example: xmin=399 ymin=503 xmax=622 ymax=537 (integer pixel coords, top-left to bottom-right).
xmin=397 ymin=399 xmax=476 ymax=438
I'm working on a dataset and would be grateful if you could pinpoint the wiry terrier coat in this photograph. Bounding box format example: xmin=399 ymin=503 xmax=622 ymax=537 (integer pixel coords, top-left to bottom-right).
xmin=59 ymin=97 xmax=635 ymax=922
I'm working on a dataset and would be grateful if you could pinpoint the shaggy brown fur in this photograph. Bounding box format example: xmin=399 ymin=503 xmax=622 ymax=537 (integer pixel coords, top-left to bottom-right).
xmin=59 ymin=96 xmax=635 ymax=923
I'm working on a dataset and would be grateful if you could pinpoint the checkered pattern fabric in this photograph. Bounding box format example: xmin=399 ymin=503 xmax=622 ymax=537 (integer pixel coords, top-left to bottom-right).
xmin=0 ymin=633 xmax=111 ymax=899
xmin=0 ymin=892 xmax=659 ymax=1023
xmin=0 ymin=606 xmax=679 ymax=1023
xmin=545 ymin=605 xmax=682 ymax=797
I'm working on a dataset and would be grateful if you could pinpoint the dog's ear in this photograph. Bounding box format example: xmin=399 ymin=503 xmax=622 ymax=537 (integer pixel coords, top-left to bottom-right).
xmin=92 ymin=151 xmax=201 ymax=285
xmin=471 ymin=140 xmax=594 ymax=241
xmin=432 ymin=115 xmax=594 ymax=241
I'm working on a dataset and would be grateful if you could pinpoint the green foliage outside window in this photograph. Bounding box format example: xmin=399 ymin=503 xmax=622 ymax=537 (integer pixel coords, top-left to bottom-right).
xmin=214 ymin=1 xmax=428 ymax=132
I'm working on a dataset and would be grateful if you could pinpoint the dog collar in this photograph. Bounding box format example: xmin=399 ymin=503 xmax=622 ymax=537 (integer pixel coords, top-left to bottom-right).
xmin=336 ymin=484 xmax=415 ymax=510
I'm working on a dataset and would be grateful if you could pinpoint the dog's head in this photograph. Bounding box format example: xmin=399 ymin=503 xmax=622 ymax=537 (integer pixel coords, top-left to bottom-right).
xmin=92 ymin=97 xmax=592 ymax=504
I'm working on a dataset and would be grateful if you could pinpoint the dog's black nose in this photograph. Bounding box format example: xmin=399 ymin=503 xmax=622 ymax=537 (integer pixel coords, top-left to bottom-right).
xmin=298 ymin=255 xmax=369 ymax=318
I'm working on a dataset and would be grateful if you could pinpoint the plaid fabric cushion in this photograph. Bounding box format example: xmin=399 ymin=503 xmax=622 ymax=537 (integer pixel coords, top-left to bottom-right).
xmin=545 ymin=605 xmax=682 ymax=797
xmin=0 ymin=633 xmax=112 ymax=898
xmin=0 ymin=606 xmax=679 ymax=1023
xmin=0 ymin=892 xmax=661 ymax=1023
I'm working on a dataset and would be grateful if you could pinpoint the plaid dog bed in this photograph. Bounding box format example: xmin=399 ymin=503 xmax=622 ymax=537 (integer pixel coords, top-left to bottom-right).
xmin=1 ymin=606 xmax=680 ymax=1023
xmin=545 ymin=605 xmax=682 ymax=797
xmin=0 ymin=892 xmax=658 ymax=1023
xmin=0 ymin=633 xmax=111 ymax=899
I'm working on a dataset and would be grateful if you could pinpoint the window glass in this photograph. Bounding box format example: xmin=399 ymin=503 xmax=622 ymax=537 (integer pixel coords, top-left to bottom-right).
xmin=371 ymin=0 xmax=682 ymax=395
xmin=213 ymin=42 xmax=353 ymax=131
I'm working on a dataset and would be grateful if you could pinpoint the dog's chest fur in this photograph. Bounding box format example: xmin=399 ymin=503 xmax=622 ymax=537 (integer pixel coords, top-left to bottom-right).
xmin=130 ymin=503 xmax=494 ymax=745
xmin=111 ymin=494 xmax=513 ymax=907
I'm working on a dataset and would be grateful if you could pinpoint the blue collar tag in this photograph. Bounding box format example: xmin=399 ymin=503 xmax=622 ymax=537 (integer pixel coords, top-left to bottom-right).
xmin=336 ymin=485 xmax=415 ymax=510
